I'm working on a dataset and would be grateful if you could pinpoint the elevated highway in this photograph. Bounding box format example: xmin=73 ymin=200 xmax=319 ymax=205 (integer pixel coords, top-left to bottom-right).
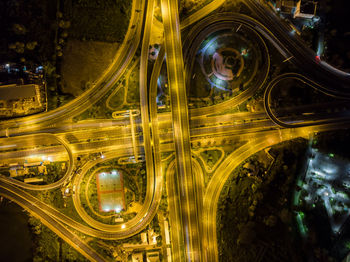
xmin=162 ymin=0 xmax=202 ymax=261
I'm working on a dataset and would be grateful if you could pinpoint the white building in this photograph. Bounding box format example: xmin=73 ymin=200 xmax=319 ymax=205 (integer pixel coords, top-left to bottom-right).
xmin=275 ymin=0 xmax=317 ymax=19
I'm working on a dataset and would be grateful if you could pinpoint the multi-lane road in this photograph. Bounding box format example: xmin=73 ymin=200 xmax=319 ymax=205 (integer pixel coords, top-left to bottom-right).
xmin=162 ymin=0 xmax=202 ymax=261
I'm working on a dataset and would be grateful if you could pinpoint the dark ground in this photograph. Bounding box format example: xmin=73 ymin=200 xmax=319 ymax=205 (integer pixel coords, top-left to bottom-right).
xmin=0 ymin=199 xmax=33 ymax=262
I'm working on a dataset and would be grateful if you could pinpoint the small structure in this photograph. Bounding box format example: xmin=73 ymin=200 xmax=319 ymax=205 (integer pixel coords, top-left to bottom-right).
xmin=24 ymin=161 xmax=42 ymax=167
xmin=0 ymin=84 xmax=44 ymax=118
xmin=63 ymin=187 xmax=71 ymax=197
xmin=276 ymin=0 xmax=300 ymax=16
xmin=132 ymin=253 xmax=144 ymax=262
xmin=297 ymin=1 xmax=317 ymax=19
xmin=164 ymin=220 xmax=171 ymax=245
xmin=243 ymin=162 xmax=257 ymax=176
xmin=146 ymin=251 xmax=160 ymax=262
xmin=9 ymin=167 xmax=29 ymax=177
xmin=24 ymin=177 xmax=43 ymax=184
xmin=9 ymin=169 xmax=17 ymax=177
xmin=147 ymin=229 xmax=159 ymax=245
xmin=114 ymin=216 xmax=124 ymax=223
xmin=275 ymin=0 xmax=317 ymax=19
xmin=141 ymin=232 xmax=148 ymax=244
xmin=37 ymin=165 xmax=47 ymax=175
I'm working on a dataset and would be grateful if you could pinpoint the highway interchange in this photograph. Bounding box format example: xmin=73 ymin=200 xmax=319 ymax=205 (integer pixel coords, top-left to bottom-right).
xmin=1 ymin=0 xmax=350 ymax=261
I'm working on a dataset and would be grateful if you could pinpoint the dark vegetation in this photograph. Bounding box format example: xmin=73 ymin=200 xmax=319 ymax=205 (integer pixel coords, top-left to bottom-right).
xmin=322 ymin=0 xmax=350 ymax=72
xmin=217 ymin=139 xmax=308 ymax=262
xmin=0 ymin=0 xmax=74 ymax=109
xmin=0 ymin=0 xmax=57 ymax=65
xmin=63 ymin=0 xmax=130 ymax=43
xmin=0 ymin=200 xmax=33 ymax=262
xmin=315 ymin=130 xmax=350 ymax=160
xmin=270 ymin=78 xmax=350 ymax=119
xmin=200 ymin=149 xmax=222 ymax=169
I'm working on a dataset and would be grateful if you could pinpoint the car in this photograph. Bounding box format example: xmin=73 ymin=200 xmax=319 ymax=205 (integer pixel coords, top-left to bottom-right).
xmin=315 ymin=55 xmax=321 ymax=63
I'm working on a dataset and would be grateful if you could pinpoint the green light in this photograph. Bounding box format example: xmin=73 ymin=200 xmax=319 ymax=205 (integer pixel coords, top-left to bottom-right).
xmin=296 ymin=212 xmax=308 ymax=237
xmin=241 ymin=48 xmax=248 ymax=57
xmin=345 ymin=241 xmax=350 ymax=250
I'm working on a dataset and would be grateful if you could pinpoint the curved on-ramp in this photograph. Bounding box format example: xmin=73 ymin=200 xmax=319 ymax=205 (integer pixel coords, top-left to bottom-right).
xmin=0 ymin=133 xmax=74 ymax=191
xmin=264 ymin=73 xmax=350 ymax=128
xmin=69 ymin=0 xmax=164 ymax=238
xmin=246 ymin=0 xmax=350 ymax=98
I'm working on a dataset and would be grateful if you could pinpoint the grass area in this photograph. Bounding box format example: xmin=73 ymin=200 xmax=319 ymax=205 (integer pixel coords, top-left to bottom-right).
xmin=126 ymin=64 xmax=140 ymax=105
xmin=179 ymin=0 xmax=213 ymax=19
xmin=61 ymin=40 xmax=120 ymax=97
xmin=29 ymin=188 xmax=91 ymax=228
xmin=73 ymin=55 xmax=140 ymax=120
xmin=108 ymin=86 xmax=125 ymax=109
xmin=73 ymin=83 xmax=119 ymax=120
xmin=217 ymin=138 xmax=308 ymax=262
xmin=54 ymin=0 xmax=132 ymax=107
xmin=63 ymin=0 xmax=131 ymax=43
xmin=0 ymin=200 xmax=33 ymax=262
xmin=200 ymin=149 xmax=222 ymax=169
xmin=193 ymin=140 xmax=246 ymax=186
xmin=188 ymin=65 xmax=211 ymax=99
xmin=270 ymin=78 xmax=350 ymax=119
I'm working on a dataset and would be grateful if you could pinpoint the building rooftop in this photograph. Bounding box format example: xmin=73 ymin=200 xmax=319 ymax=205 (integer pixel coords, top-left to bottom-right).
xmin=0 ymin=84 xmax=37 ymax=100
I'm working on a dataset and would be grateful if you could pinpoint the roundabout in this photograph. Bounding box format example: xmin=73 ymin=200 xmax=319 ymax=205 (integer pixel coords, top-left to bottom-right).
xmin=197 ymin=31 xmax=257 ymax=93
xmin=182 ymin=14 xmax=270 ymax=111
